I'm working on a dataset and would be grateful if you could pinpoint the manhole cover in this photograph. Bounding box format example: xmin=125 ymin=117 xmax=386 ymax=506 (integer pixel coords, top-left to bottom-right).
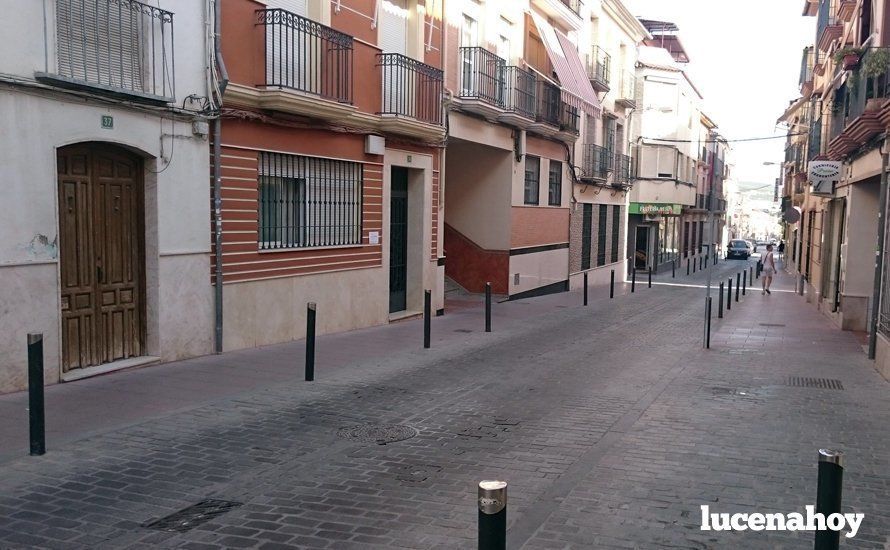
xmin=454 ymin=329 xmax=473 ymax=333
xmin=337 ymin=424 xmax=418 ymax=445
xmin=143 ymin=499 xmax=242 ymax=532
xmin=759 ymin=323 xmax=786 ymax=327
xmin=785 ymin=377 xmax=844 ymax=390
xmin=709 ymin=386 xmax=755 ymax=397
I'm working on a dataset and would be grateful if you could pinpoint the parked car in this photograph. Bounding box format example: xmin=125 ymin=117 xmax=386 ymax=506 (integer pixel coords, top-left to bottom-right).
xmin=727 ymin=239 xmax=752 ymax=259
xmin=753 ymin=240 xmax=769 ymax=252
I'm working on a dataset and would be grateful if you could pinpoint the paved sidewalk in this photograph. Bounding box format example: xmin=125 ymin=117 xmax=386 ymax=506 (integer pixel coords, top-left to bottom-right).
xmin=0 ymin=259 xmax=887 ymax=549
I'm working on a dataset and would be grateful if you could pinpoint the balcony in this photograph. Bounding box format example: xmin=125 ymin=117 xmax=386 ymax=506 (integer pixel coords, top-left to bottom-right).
xmin=457 ymin=46 xmax=507 ymax=119
xmin=580 ymin=145 xmax=612 ymax=181
xmin=36 ymin=0 xmax=174 ymax=104
xmin=256 ymin=9 xmax=353 ymax=104
xmin=498 ymin=66 xmax=536 ymax=128
xmin=589 ymin=46 xmax=611 ymax=93
xmin=613 ymin=153 xmax=634 ymax=188
xmin=378 ymin=53 xmax=444 ymax=132
xmin=560 ymin=104 xmax=580 ymax=135
xmin=616 ymin=71 xmax=637 ymax=108
xmin=826 ymin=48 xmax=890 ymax=159
xmin=837 ymin=0 xmax=856 ymax=21
xmin=816 ymin=0 xmax=842 ymax=52
xmin=528 ymin=78 xmax=562 ymax=136
xmin=559 ymin=0 xmax=581 ymax=14
xmin=799 ymin=47 xmax=815 ymax=96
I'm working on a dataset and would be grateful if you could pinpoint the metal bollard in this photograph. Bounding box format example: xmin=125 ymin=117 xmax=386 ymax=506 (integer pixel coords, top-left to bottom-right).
xmin=714 ymin=253 xmax=718 ymax=266
xmin=424 ymin=290 xmax=431 ymax=349
xmin=672 ymin=259 xmax=676 ymax=278
xmin=727 ymin=279 xmax=733 ymax=311
xmin=28 ymin=334 xmax=45 ymax=456
xmin=485 ymin=282 xmax=492 ymax=333
xmin=693 ymin=257 xmax=697 ymax=273
xmin=799 ymin=274 xmax=806 ymax=296
xmin=705 ymin=296 xmax=712 ymax=349
xmin=583 ymin=272 xmax=588 ymax=306
xmin=687 ymin=258 xmax=690 ymax=275
xmin=705 ymin=254 xmax=709 ymax=269
xmin=814 ymin=449 xmax=844 ymax=550
xmin=305 ymin=303 xmax=316 ymax=382
xmin=749 ymin=265 xmax=754 ymax=285
xmin=718 ymin=282 xmax=724 ymax=319
xmin=648 ymin=269 xmax=652 ymax=288
xmin=610 ymin=269 xmax=615 ymax=299
xmin=631 ymin=268 xmax=636 ymax=293
xmin=478 ymin=480 xmax=507 ymax=550
xmin=743 ymin=270 xmax=747 ymax=296
xmin=735 ymin=273 xmax=741 ymax=302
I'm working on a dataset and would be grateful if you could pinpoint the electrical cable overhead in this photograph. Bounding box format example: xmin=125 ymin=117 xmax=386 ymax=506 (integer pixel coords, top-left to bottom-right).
xmin=641 ymin=132 xmax=807 ymax=144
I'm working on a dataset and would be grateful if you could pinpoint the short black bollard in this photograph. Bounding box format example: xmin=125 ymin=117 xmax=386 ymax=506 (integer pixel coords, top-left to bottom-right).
xmin=610 ymin=269 xmax=615 ymax=299
xmin=750 ymin=265 xmax=754 ymax=285
xmin=705 ymin=254 xmax=709 ymax=269
xmin=735 ymin=273 xmax=741 ymax=302
xmin=714 ymin=253 xmax=718 ymax=266
xmin=672 ymin=259 xmax=676 ymax=278
xmin=631 ymin=268 xmax=636 ymax=293
xmin=814 ymin=449 xmax=844 ymax=550
xmin=485 ymin=282 xmax=492 ymax=333
xmin=424 ymin=290 xmax=431 ymax=349
xmin=727 ymin=279 xmax=732 ymax=311
xmin=28 ymin=333 xmax=46 ymax=456
xmin=743 ymin=269 xmax=747 ymax=296
xmin=687 ymin=259 xmax=690 ymax=275
xmin=305 ymin=303 xmax=316 ymax=382
xmin=693 ymin=257 xmax=697 ymax=273
xmin=478 ymin=480 xmax=507 ymax=550
xmin=583 ymin=272 xmax=589 ymax=306
xmin=706 ymin=296 xmax=712 ymax=349
xmin=648 ymin=269 xmax=652 ymax=288
xmin=718 ymin=282 xmax=724 ymax=319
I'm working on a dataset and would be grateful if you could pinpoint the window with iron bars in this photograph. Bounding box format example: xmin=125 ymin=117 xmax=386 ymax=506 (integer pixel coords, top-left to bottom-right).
xmin=258 ymin=152 xmax=363 ymax=250
xmin=596 ymin=204 xmax=608 ymax=266
xmin=548 ymin=160 xmax=562 ymax=206
xmin=524 ymin=156 xmax=540 ymax=205
xmin=611 ymin=205 xmax=621 ymax=263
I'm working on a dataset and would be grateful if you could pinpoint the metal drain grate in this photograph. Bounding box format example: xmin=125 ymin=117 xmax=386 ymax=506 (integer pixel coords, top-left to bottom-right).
xmin=454 ymin=329 xmax=473 ymax=333
xmin=785 ymin=377 xmax=844 ymax=390
xmin=337 ymin=424 xmax=418 ymax=445
xmin=759 ymin=323 xmax=786 ymax=327
xmin=143 ymin=499 xmax=242 ymax=532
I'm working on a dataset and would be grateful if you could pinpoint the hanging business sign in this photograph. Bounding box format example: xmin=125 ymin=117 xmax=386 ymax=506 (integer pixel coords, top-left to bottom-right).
xmin=808 ymin=160 xmax=841 ymax=195
xmin=629 ymin=203 xmax=682 ymax=215
xmin=783 ymin=206 xmax=802 ymax=224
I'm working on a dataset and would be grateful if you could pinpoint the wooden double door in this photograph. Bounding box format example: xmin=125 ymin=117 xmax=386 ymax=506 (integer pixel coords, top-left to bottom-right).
xmin=57 ymin=144 xmax=145 ymax=372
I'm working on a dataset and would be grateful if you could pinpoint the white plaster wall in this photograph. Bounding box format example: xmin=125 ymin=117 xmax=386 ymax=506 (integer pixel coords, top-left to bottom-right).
xmin=0 ymin=264 xmax=60 ymax=393
xmin=159 ymin=254 xmax=214 ymax=361
xmin=222 ymin=267 xmax=389 ymax=351
xmin=843 ymin=182 xmax=878 ymax=297
xmin=629 ymin=177 xmax=696 ymax=205
xmin=509 ymin=248 xmax=569 ymax=295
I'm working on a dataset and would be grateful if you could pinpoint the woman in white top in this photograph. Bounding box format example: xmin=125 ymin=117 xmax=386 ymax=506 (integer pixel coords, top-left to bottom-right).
xmin=761 ymin=244 xmax=776 ymax=295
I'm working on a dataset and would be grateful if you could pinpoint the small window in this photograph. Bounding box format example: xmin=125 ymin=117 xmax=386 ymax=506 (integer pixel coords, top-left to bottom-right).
xmin=548 ymin=160 xmax=562 ymax=206
xmin=524 ymin=156 xmax=540 ymax=205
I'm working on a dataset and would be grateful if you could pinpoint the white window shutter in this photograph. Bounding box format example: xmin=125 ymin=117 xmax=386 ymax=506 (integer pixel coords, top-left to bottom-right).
xmin=379 ymin=0 xmax=408 ymax=54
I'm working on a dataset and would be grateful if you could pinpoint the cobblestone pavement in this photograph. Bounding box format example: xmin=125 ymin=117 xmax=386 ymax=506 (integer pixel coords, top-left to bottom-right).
xmin=0 ymin=259 xmax=888 ymax=549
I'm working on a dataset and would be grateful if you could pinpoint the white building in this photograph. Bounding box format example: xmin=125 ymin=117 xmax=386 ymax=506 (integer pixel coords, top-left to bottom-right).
xmin=0 ymin=0 xmax=216 ymax=392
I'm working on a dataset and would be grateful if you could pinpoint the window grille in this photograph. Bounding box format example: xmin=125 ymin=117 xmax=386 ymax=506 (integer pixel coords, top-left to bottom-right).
xmin=596 ymin=204 xmax=608 ymax=266
xmin=611 ymin=205 xmax=621 ymax=263
xmin=548 ymin=160 xmax=562 ymax=206
xmin=258 ymin=152 xmax=363 ymax=249
xmin=524 ymin=156 xmax=540 ymax=205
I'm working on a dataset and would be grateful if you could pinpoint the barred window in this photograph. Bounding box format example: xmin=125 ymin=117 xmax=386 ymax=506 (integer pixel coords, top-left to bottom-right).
xmin=596 ymin=204 xmax=608 ymax=266
xmin=524 ymin=156 xmax=540 ymax=205
xmin=548 ymin=160 xmax=562 ymax=206
xmin=611 ymin=205 xmax=621 ymax=263
xmin=258 ymin=152 xmax=363 ymax=249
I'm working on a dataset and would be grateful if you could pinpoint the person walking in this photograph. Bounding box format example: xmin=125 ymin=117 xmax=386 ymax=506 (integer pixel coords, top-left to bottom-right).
xmin=761 ymin=243 xmax=777 ymax=295
xmin=777 ymin=240 xmax=785 ymax=260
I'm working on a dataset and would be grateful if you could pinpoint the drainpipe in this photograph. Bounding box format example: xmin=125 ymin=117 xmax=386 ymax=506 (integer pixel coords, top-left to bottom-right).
xmin=212 ymin=0 xmax=229 ymax=354
xmin=868 ymin=141 xmax=888 ymax=359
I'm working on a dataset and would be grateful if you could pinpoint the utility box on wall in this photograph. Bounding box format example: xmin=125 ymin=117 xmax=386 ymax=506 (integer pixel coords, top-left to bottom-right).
xmin=365 ymin=135 xmax=385 ymax=156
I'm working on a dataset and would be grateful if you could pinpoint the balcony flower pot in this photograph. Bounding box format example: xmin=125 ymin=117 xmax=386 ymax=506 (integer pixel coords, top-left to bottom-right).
xmin=865 ymin=97 xmax=885 ymax=112
xmin=842 ymin=54 xmax=860 ymax=70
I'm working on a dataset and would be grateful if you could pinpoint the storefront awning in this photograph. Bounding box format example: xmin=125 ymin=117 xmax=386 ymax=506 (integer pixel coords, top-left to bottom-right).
xmin=530 ymin=12 xmax=602 ymax=118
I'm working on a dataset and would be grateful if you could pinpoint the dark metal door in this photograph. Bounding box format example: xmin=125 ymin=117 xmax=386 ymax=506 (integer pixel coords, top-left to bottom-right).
xmin=389 ymin=168 xmax=409 ymax=313
xmin=58 ymin=144 xmax=144 ymax=372
xmin=635 ymin=226 xmax=649 ymax=270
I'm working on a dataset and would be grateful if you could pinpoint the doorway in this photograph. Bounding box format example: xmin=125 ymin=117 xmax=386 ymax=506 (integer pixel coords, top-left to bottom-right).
xmin=389 ymin=167 xmax=409 ymax=313
xmin=57 ymin=143 xmax=145 ymax=372
xmin=634 ymin=225 xmax=650 ymax=270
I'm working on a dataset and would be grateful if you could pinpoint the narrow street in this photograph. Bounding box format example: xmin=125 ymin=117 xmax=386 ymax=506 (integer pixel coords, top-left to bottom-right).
xmin=1 ymin=261 xmax=887 ymax=549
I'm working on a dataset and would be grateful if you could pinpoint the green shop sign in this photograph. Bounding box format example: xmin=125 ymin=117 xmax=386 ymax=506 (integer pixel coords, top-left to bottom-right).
xmin=629 ymin=203 xmax=682 ymax=215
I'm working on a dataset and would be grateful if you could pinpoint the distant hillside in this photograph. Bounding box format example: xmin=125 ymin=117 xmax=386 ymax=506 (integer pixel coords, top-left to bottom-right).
xmin=735 ymin=181 xmax=775 ymax=202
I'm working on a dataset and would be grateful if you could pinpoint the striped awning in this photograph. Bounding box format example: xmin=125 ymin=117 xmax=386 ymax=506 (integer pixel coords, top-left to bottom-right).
xmin=530 ymin=11 xmax=602 ymax=118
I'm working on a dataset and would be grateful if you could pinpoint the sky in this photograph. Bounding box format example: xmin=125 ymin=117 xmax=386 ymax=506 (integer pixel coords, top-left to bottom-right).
xmin=623 ymin=0 xmax=815 ymax=186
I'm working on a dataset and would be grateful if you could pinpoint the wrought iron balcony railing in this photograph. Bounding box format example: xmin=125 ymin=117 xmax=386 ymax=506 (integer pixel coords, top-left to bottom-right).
xmin=378 ymin=53 xmax=444 ymax=125
xmin=503 ymin=66 xmax=536 ymax=119
xmin=561 ymin=104 xmax=580 ymax=134
xmin=536 ymin=79 xmax=562 ymax=126
xmin=559 ymin=0 xmax=581 ymax=14
xmin=589 ymin=46 xmax=611 ymax=91
xmin=816 ymin=0 xmax=840 ymax=50
xmin=617 ymin=71 xmax=637 ymax=105
xmin=257 ymin=8 xmax=354 ymax=104
xmin=458 ymin=47 xmax=506 ymax=108
xmin=613 ymin=153 xmax=633 ymax=187
xmin=47 ymin=0 xmax=175 ymax=102
xmin=799 ymin=46 xmax=815 ymax=86
xmin=581 ymin=144 xmax=612 ymax=180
